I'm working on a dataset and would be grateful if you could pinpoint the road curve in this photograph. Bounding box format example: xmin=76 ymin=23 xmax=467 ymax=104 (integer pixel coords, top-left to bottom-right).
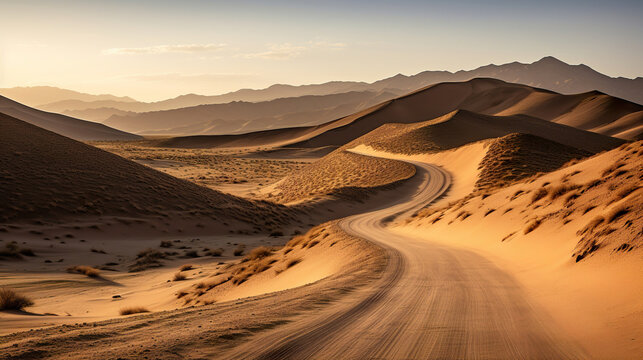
xmin=224 ymin=157 xmax=582 ymax=359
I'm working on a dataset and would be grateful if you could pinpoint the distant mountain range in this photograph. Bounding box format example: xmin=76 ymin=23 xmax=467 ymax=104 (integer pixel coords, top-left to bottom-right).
xmin=0 ymin=95 xmax=140 ymax=141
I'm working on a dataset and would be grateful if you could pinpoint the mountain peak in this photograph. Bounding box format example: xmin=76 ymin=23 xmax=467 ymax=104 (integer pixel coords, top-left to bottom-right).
xmin=534 ymin=56 xmax=567 ymax=66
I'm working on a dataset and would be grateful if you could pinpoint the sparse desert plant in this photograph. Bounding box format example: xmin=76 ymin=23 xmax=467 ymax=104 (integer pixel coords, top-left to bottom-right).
xmin=179 ymin=264 xmax=194 ymax=271
xmin=286 ymin=258 xmax=301 ymax=268
xmin=246 ymin=246 xmax=272 ymax=260
xmin=159 ymin=240 xmax=173 ymax=248
xmin=233 ymin=247 xmax=244 ymax=256
xmin=67 ymin=265 xmax=101 ymax=278
xmin=173 ymin=272 xmax=187 ymax=281
xmin=530 ymin=187 xmax=549 ymax=204
xmin=119 ymin=306 xmax=149 ymax=315
xmin=269 ymin=231 xmax=284 ymax=237
xmin=129 ymin=248 xmax=167 ymax=272
xmin=548 ymin=184 xmax=578 ymax=200
xmin=524 ymin=219 xmax=542 ymax=234
xmin=206 ymin=248 xmax=223 ymax=256
xmin=0 ymin=288 xmax=34 ymax=310
xmin=0 ymin=242 xmax=35 ymax=259
xmin=90 ymin=248 xmax=106 ymax=254
xmin=605 ymin=205 xmax=631 ymax=223
xmin=184 ymin=250 xmax=199 ymax=258
xmin=578 ymin=216 xmax=605 ymax=235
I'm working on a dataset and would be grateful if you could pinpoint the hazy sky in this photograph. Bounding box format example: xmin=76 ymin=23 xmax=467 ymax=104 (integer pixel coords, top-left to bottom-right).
xmin=1 ymin=0 xmax=642 ymax=101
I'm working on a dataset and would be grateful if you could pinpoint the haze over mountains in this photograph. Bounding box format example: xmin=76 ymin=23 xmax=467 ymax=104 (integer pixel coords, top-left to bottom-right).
xmin=0 ymin=95 xmax=140 ymax=141
xmin=2 ymin=56 xmax=640 ymax=129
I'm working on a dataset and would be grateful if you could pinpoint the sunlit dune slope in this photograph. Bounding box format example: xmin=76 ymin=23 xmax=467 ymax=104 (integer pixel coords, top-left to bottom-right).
xmin=0 ymin=113 xmax=291 ymax=227
xmin=270 ymin=150 xmax=415 ymax=203
xmin=0 ymin=95 xmax=140 ymax=141
xmin=352 ymin=109 xmax=622 ymax=154
xmin=156 ymin=78 xmax=641 ymax=150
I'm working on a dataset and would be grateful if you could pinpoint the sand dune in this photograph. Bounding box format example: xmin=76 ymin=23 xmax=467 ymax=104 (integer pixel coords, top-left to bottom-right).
xmin=0 ymin=113 xmax=291 ymax=231
xmin=0 ymin=95 xmax=140 ymax=141
xmin=18 ymin=56 xmax=643 ymax=122
xmin=157 ymin=78 xmax=639 ymax=150
xmin=391 ymin=141 xmax=642 ymax=359
xmin=102 ymin=90 xmax=397 ymax=135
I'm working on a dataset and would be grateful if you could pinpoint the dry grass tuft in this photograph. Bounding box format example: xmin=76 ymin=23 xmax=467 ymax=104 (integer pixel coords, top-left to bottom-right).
xmin=524 ymin=219 xmax=543 ymax=234
xmin=605 ymin=205 xmax=631 ymax=223
xmin=119 ymin=306 xmax=149 ymax=315
xmin=245 ymin=246 xmax=272 ymax=261
xmin=179 ymin=264 xmax=194 ymax=271
xmin=173 ymin=272 xmax=187 ymax=281
xmin=286 ymin=258 xmax=301 ymax=268
xmin=0 ymin=288 xmax=34 ymax=310
xmin=530 ymin=187 xmax=549 ymax=204
xmin=67 ymin=265 xmax=101 ymax=278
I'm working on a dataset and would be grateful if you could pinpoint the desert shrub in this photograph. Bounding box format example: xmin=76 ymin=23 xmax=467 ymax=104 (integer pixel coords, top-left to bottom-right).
xmin=159 ymin=241 xmax=173 ymax=248
xmin=90 ymin=248 xmax=106 ymax=254
xmin=615 ymin=185 xmax=639 ymax=200
xmin=286 ymin=259 xmax=301 ymax=268
xmin=129 ymin=248 xmax=167 ymax=272
xmin=0 ymin=288 xmax=34 ymax=310
xmin=269 ymin=231 xmax=284 ymax=237
xmin=524 ymin=219 xmax=542 ymax=234
xmin=606 ymin=205 xmax=631 ymax=223
xmin=233 ymin=247 xmax=244 ymax=256
xmin=119 ymin=306 xmax=149 ymax=315
xmin=530 ymin=187 xmax=549 ymax=203
xmin=206 ymin=248 xmax=223 ymax=256
xmin=179 ymin=264 xmax=193 ymax=271
xmin=578 ymin=216 xmax=604 ymax=235
xmin=173 ymin=272 xmax=187 ymax=281
xmin=184 ymin=250 xmax=199 ymax=258
xmin=548 ymin=184 xmax=578 ymax=200
xmin=0 ymin=242 xmax=35 ymax=259
xmin=67 ymin=265 xmax=100 ymax=278
xmin=245 ymin=246 xmax=272 ymax=260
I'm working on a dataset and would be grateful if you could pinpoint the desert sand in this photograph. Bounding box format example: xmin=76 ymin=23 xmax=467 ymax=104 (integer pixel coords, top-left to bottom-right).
xmin=1 ymin=78 xmax=641 ymax=359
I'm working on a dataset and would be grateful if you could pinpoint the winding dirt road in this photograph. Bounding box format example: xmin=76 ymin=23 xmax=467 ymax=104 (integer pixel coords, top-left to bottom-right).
xmin=224 ymin=158 xmax=583 ymax=359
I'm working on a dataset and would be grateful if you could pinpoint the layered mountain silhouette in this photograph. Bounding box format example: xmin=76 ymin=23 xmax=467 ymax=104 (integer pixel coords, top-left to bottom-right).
xmin=155 ymin=78 xmax=640 ymax=150
xmin=0 ymin=95 xmax=140 ymax=141
xmin=4 ymin=56 xmax=640 ymax=126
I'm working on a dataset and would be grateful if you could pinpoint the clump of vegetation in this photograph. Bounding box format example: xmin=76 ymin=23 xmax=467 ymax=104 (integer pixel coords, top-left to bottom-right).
xmin=530 ymin=187 xmax=549 ymax=204
xmin=0 ymin=288 xmax=34 ymax=310
xmin=245 ymin=246 xmax=272 ymax=261
xmin=173 ymin=272 xmax=187 ymax=281
xmin=548 ymin=184 xmax=578 ymax=200
xmin=179 ymin=264 xmax=194 ymax=271
xmin=129 ymin=248 xmax=167 ymax=272
xmin=205 ymin=248 xmax=223 ymax=257
xmin=67 ymin=265 xmax=101 ymax=278
xmin=0 ymin=241 xmax=36 ymax=259
xmin=286 ymin=258 xmax=301 ymax=268
xmin=233 ymin=246 xmax=245 ymax=256
xmin=159 ymin=240 xmax=173 ymax=248
xmin=119 ymin=306 xmax=149 ymax=315
xmin=524 ymin=219 xmax=542 ymax=234
xmin=605 ymin=205 xmax=631 ymax=223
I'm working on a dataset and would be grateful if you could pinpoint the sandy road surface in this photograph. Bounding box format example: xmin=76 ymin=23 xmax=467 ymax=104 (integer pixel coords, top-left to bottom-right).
xmin=223 ymin=157 xmax=583 ymax=359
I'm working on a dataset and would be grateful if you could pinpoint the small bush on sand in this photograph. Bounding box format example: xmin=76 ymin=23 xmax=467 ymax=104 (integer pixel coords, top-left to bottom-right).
xmin=246 ymin=246 xmax=272 ymax=260
xmin=0 ymin=288 xmax=34 ymax=310
xmin=0 ymin=242 xmax=35 ymax=259
xmin=524 ymin=219 xmax=542 ymax=234
xmin=530 ymin=188 xmax=549 ymax=204
xmin=233 ymin=247 xmax=244 ymax=256
xmin=179 ymin=264 xmax=194 ymax=271
xmin=606 ymin=205 xmax=631 ymax=223
xmin=159 ymin=241 xmax=173 ymax=248
xmin=173 ymin=272 xmax=187 ymax=281
xmin=129 ymin=249 xmax=167 ymax=272
xmin=119 ymin=306 xmax=149 ymax=315
xmin=67 ymin=265 xmax=101 ymax=278
xmin=206 ymin=248 xmax=223 ymax=257
xmin=548 ymin=184 xmax=578 ymax=200
xmin=286 ymin=258 xmax=301 ymax=268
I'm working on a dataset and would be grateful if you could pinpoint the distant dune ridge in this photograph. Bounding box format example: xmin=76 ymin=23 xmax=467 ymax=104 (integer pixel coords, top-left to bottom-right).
xmin=158 ymin=78 xmax=637 ymax=151
xmin=0 ymin=95 xmax=140 ymax=141
xmin=102 ymin=90 xmax=398 ymax=135
xmin=2 ymin=56 xmax=640 ymax=127
xmin=0 ymin=113 xmax=291 ymax=228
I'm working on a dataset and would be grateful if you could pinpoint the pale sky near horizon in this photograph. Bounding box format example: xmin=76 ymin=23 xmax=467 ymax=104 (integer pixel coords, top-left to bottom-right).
xmin=1 ymin=0 xmax=641 ymax=101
